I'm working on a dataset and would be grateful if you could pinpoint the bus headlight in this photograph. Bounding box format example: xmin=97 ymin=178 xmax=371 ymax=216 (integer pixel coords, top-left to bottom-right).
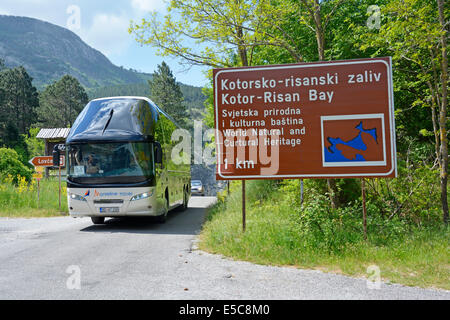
xmin=131 ymin=191 xmax=153 ymax=201
xmin=69 ymin=193 xmax=87 ymax=202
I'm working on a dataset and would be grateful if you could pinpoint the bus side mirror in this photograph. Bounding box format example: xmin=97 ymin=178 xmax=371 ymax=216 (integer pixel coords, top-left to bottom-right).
xmin=154 ymin=142 xmax=163 ymax=164
xmin=52 ymin=146 xmax=60 ymax=167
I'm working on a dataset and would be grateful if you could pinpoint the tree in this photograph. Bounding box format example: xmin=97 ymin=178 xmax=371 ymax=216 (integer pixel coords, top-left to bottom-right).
xmin=294 ymin=0 xmax=345 ymax=61
xmin=149 ymin=62 xmax=189 ymax=127
xmin=0 ymin=63 xmax=4 ymax=134
xmin=294 ymin=0 xmax=347 ymax=208
xmin=37 ymin=75 xmax=88 ymax=128
xmin=129 ymin=0 xmax=302 ymax=68
xmin=22 ymin=127 xmax=44 ymax=158
xmin=0 ymin=66 xmax=39 ymax=147
xmin=360 ymin=0 xmax=448 ymax=223
xmin=248 ymin=0 xmax=373 ymax=64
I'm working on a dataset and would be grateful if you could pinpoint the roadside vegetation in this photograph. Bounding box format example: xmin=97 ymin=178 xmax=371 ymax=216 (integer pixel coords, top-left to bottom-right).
xmin=0 ymin=148 xmax=67 ymax=217
xmin=0 ymin=175 xmax=68 ymax=218
xmin=200 ymin=174 xmax=449 ymax=290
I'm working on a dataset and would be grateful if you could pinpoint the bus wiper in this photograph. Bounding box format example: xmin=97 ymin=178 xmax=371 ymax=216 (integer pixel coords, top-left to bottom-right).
xmin=102 ymin=109 xmax=114 ymax=135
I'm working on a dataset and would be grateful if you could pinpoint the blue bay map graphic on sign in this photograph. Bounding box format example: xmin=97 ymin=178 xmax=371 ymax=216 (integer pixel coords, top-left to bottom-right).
xmin=324 ymin=121 xmax=378 ymax=162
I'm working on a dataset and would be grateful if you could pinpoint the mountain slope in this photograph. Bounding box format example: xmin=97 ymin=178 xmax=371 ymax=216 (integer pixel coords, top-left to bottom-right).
xmin=0 ymin=15 xmax=206 ymax=118
xmin=0 ymin=15 xmax=148 ymax=89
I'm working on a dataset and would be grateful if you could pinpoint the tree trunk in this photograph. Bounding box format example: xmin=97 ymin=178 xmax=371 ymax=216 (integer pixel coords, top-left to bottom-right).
xmin=236 ymin=25 xmax=249 ymax=67
xmin=312 ymin=0 xmax=325 ymax=61
xmin=437 ymin=0 xmax=448 ymax=224
xmin=310 ymin=0 xmax=338 ymax=208
xmin=314 ymin=22 xmax=325 ymax=60
xmin=327 ymin=178 xmax=339 ymax=209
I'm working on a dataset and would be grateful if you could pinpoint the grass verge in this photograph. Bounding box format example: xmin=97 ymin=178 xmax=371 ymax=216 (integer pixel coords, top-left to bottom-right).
xmin=199 ymin=180 xmax=450 ymax=290
xmin=0 ymin=176 xmax=68 ymax=218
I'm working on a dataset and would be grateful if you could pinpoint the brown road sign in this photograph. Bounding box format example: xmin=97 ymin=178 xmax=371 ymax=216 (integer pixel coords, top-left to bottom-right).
xmin=214 ymin=57 xmax=396 ymax=180
xmin=29 ymin=156 xmax=65 ymax=167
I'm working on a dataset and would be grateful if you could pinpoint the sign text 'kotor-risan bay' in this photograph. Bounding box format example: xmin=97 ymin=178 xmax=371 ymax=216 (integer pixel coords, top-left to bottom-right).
xmin=214 ymin=57 xmax=396 ymax=179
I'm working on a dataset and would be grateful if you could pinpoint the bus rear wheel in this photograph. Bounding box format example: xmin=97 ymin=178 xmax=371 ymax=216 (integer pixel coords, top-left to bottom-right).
xmin=176 ymin=187 xmax=189 ymax=212
xmin=182 ymin=187 xmax=189 ymax=211
xmin=91 ymin=217 xmax=105 ymax=224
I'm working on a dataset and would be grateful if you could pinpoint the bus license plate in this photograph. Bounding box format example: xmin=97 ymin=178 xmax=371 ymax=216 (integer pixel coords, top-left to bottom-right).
xmin=100 ymin=207 xmax=119 ymax=213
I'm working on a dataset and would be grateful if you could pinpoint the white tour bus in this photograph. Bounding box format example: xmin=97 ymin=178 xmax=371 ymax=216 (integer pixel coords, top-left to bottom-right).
xmin=54 ymin=97 xmax=191 ymax=224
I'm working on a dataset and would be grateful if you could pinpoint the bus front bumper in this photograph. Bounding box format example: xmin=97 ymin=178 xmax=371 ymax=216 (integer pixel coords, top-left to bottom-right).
xmin=68 ymin=187 xmax=163 ymax=217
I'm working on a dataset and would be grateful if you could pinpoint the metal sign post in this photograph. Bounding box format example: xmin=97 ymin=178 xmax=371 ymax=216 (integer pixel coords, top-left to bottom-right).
xmin=58 ymin=164 xmax=61 ymax=211
xmin=300 ymin=179 xmax=304 ymax=205
xmin=32 ymin=167 xmax=43 ymax=208
xmin=37 ymin=179 xmax=40 ymax=207
xmin=242 ymin=180 xmax=246 ymax=232
xmin=361 ymin=178 xmax=368 ymax=240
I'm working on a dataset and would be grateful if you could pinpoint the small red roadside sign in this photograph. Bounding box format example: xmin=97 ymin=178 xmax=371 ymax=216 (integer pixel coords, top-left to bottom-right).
xmin=28 ymin=156 xmax=65 ymax=167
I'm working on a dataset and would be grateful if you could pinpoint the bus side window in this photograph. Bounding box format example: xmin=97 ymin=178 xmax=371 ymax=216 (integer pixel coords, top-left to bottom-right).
xmin=154 ymin=141 xmax=163 ymax=165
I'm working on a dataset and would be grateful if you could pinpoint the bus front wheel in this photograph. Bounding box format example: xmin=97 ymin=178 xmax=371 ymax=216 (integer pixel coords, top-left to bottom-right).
xmin=156 ymin=197 xmax=169 ymax=223
xmin=91 ymin=217 xmax=105 ymax=225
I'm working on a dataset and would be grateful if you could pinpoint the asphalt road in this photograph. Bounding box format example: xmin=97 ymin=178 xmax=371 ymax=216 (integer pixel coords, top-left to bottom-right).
xmin=0 ymin=196 xmax=448 ymax=300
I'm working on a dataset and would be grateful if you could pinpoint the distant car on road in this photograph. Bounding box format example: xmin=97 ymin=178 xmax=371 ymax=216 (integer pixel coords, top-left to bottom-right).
xmin=191 ymin=180 xmax=205 ymax=196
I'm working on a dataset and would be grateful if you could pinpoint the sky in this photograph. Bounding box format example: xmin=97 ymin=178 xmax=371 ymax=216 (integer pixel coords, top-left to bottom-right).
xmin=0 ymin=0 xmax=210 ymax=87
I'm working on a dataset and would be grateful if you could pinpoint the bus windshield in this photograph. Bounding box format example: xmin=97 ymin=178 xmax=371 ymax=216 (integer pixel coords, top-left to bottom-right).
xmin=67 ymin=142 xmax=154 ymax=184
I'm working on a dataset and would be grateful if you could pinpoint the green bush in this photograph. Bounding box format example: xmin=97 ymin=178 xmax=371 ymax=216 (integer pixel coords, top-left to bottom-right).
xmin=0 ymin=147 xmax=32 ymax=183
xmin=13 ymin=142 xmax=30 ymax=166
xmin=280 ymin=178 xmax=361 ymax=209
xmin=365 ymin=160 xmax=442 ymax=224
xmin=210 ymin=169 xmax=442 ymax=257
xmin=293 ymin=195 xmax=411 ymax=253
xmin=280 ymin=157 xmax=442 ymax=225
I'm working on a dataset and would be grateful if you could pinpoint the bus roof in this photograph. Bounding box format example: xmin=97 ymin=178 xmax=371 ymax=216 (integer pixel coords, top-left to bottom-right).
xmin=66 ymin=96 xmax=180 ymax=143
xmin=90 ymin=96 xmax=179 ymax=126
